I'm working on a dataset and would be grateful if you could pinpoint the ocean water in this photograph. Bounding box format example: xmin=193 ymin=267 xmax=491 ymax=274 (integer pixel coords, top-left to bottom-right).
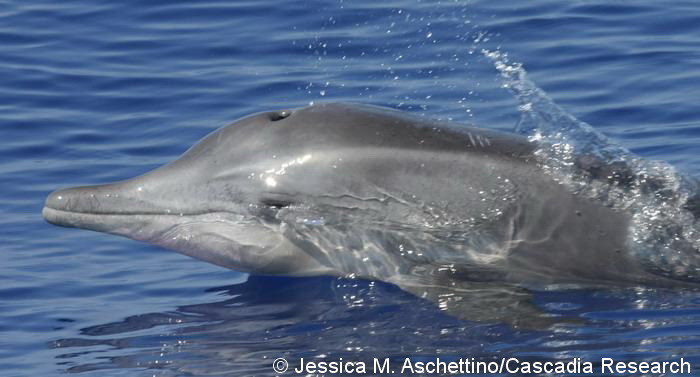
xmin=2 ymin=1 xmax=700 ymax=376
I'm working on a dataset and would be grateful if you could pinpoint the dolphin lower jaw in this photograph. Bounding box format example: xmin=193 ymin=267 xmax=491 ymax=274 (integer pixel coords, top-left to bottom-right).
xmin=41 ymin=206 xmax=184 ymax=243
xmin=156 ymin=227 xmax=337 ymax=276
xmin=42 ymin=205 xmax=336 ymax=276
xmin=42 ymin=203 xmax=250 ymax=267
xmin=42 ymin=201 xmax=255 ymax=243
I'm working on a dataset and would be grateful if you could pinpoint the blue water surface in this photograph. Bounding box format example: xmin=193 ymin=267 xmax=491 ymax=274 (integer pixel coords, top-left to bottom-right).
xmin=2 ymin=1 xmax=700 ymax=376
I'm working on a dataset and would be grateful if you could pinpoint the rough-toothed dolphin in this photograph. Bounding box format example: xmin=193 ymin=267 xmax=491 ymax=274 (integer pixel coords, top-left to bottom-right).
xmin=42 ymin=103 xmax=694 ymax=325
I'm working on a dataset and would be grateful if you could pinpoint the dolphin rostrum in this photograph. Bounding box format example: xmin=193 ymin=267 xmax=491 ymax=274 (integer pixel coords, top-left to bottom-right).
xmin=43 ymin=103 xmax=697 ymax=325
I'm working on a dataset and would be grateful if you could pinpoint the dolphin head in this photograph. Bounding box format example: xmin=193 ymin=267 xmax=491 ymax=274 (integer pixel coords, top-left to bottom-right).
xmin=42 ymin=105 xmax=374 ymax=276
xmin=43 ymin=103 xmax=529 ymax=279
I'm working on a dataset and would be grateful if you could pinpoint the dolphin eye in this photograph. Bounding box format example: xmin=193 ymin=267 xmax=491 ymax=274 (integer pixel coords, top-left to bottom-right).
xmin=269 ymin=111 xmax=291 ymax=122
xmin=260 ymin=198 xmax=293 ymax=209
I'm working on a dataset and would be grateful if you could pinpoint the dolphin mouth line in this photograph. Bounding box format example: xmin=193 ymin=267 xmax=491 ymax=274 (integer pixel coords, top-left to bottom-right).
xmin=42 ymin=205 xmax=238 ymax=218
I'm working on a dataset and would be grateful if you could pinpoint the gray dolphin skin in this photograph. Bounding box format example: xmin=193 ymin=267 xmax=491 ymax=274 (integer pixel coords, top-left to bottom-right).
xmin=42 ymin=103 xmax=692 ymax=326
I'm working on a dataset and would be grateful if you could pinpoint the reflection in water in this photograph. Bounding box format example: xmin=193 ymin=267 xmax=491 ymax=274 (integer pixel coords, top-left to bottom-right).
xmin=52 ymin=275 xmax=700 ymax=376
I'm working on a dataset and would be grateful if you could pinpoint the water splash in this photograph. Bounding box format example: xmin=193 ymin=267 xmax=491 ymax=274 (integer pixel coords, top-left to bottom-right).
xmin=483 ymin=49 xmax=700 ymax=281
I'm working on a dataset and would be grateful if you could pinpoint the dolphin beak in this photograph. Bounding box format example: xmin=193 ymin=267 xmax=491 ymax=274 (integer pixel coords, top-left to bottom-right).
xmin=42 ymin=180 xmax=161 ymax=230
xmin=42 ymin=191 xmax=62 ymax=226
xmin=44 ymin=186 xmax=98 ymax=215
xmin=43 ymin=184 xmax=114 ymax=228
xmin=43 ymin=182 xmax=175 ymax=244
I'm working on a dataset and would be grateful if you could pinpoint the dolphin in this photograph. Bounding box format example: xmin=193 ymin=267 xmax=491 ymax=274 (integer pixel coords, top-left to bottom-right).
xmin=42 ymin=103 xmax=696 ymax=325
